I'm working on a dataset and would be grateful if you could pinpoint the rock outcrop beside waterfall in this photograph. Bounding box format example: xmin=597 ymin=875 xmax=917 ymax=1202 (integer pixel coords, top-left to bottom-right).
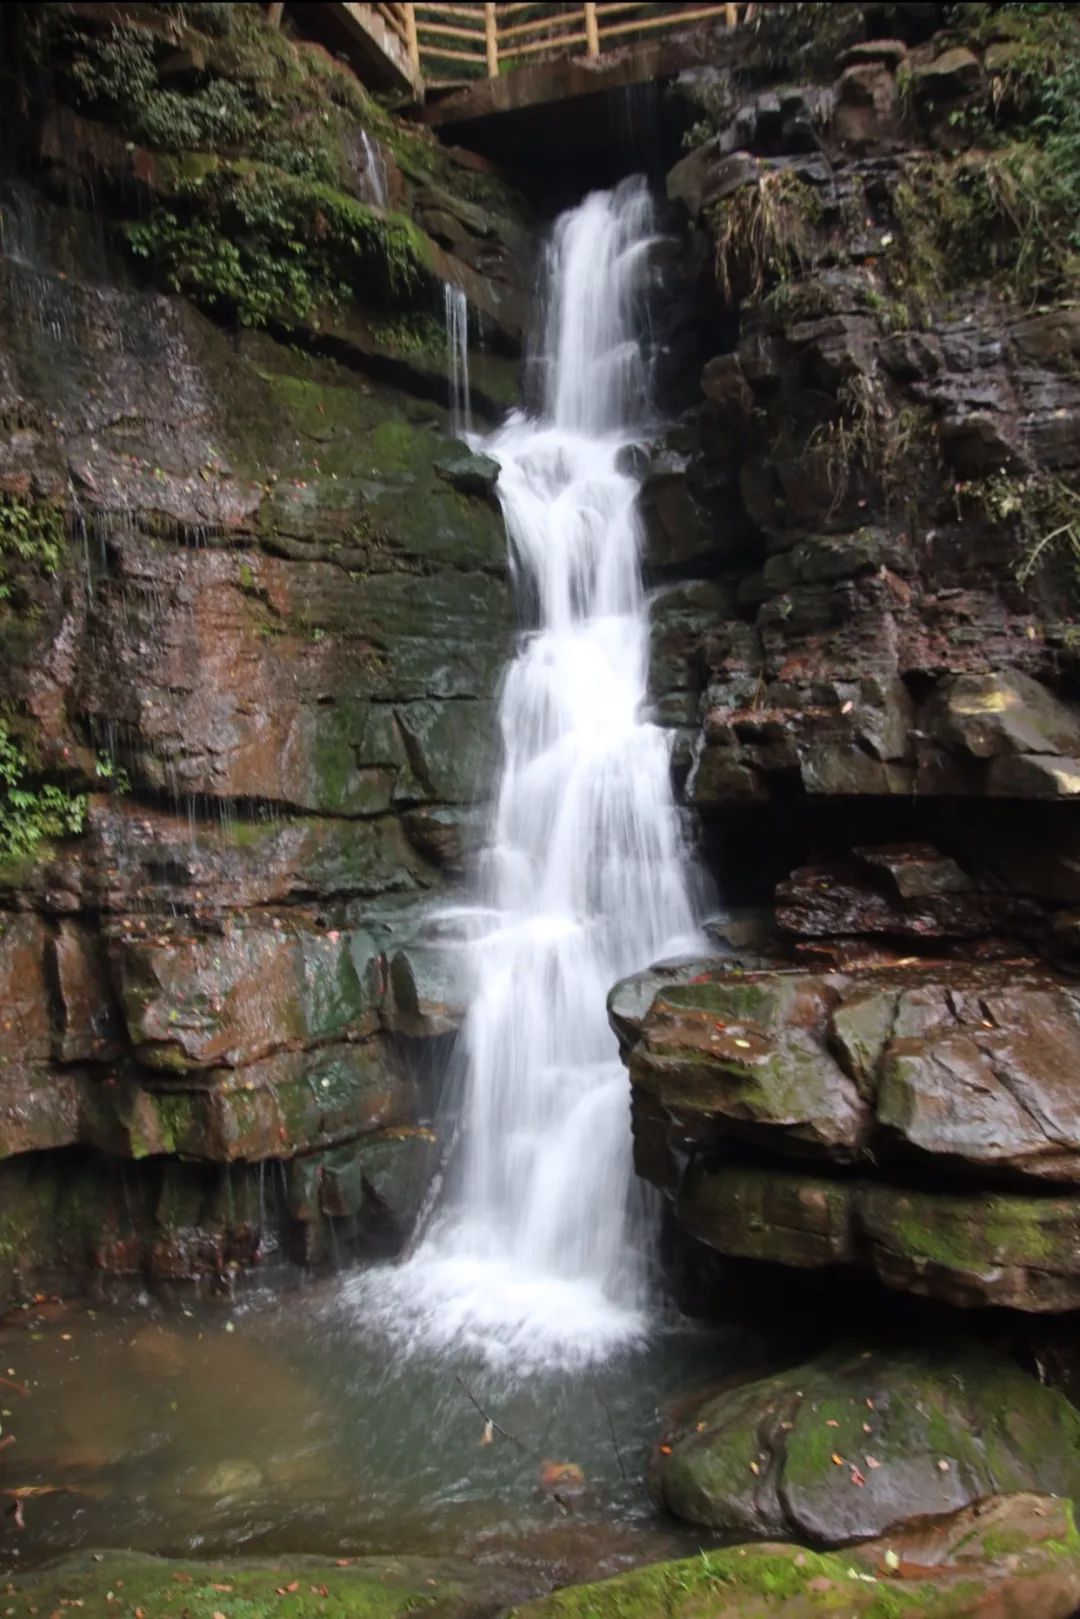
xmin=635 ymin=2 xmax=1080 ymax=1315
xmin=0 ymin=1 xmax=531 ymax=1293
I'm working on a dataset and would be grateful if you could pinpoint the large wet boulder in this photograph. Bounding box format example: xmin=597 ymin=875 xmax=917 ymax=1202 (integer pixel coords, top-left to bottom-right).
xmin=651 ymin=1343 xmax=1080 ymax=1544
xmin=619 ymin=957 xmax=1080 ymax=1309
xmin=627 ymin=971 xmax=870 ymax=1161
xmin=622 ymin=959 xmax=1080 ymax=1183
xmin=517 ymin=1494 xmax=1080 ymax=1619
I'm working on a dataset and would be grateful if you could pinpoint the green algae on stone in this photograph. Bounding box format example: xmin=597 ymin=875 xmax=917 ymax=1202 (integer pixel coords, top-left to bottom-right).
xmin=676 ymin=1162 xmax=856 ymax=1269
xmin=5 ymin=1550 xmax=502 ymax=1619
xmin=653 ymin=1341 xmax=1080 ymax=1545
xmin=857 ymin=1183 xmax=1080 ymax=1309
xmin=513 ymin=1493 xmax=1080 ymax=1619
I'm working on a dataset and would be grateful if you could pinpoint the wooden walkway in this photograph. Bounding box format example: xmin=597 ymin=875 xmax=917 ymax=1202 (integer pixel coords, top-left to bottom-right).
xmin=280 ymin=4 xmax=756 ymax=104
xmin=408 ymin=3 xmax=755 ymax=90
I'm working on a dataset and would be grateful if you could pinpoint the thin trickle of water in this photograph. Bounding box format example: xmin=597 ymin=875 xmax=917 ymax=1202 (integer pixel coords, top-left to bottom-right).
xmin=443 ymin=282 xmax=471 ymax=439
xmin=360 ymin=129 xmax=389 ymax=209
xmin=353 ymin=178 xmax=700 ymax=1371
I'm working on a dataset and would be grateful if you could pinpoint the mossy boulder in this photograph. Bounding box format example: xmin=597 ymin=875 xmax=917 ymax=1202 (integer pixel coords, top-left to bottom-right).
xmin=652 ymin=1342 xmax=1080 ymax=1544
xmin=5 ymin=1550 xmax=515 ymax=1619
xmin=857 ymin=1184 xmax=1080 ymax=1312
xmin=515 ymin=1494 xmax=1080 ymax=1619
xmin=629 ymin=973 xmax=870 ymax=1159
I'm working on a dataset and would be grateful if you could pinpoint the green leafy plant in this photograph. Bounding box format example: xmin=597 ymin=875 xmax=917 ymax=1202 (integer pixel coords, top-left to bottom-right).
xmin=0 ymin=723 xmax=86 ymax=863
xmin=127 ymin=164 xmax=427 ymax=326
xmin=0 ymin=495 xmax=65 ymax=602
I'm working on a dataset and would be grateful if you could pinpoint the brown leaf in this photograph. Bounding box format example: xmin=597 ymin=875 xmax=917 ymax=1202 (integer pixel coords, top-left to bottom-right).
xmin=275 ymin=1581 xmax=301 ymax=1594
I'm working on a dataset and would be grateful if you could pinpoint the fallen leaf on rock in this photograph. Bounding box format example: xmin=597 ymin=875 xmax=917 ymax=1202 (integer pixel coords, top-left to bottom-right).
xmin=749 ymin=1462 xmax=760 ymax=1476
xmin=866 ymin=1455 xmax=881 ymax=1469
xmin=480 ymin=1420 xmax=494 ymax=1447
xmin=275 ymin=1581 xmax=300 ymax=1595
xmin=826 ymin=1419 xmax=839 ymax=1428
xmin=831 ymin=1453 xmax=844 ymax=1466
xmin=658 ymin=1444 xmax=672 ymax=1456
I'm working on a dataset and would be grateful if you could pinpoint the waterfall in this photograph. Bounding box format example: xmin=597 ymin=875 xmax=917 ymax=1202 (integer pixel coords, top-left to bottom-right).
xmin=360 ymin=129 xmax=389 ymax=209
xmin=355 ymin=178 xmax=699 ymax=1369
xmin=443 ymin=282 xmax=472 ymax=439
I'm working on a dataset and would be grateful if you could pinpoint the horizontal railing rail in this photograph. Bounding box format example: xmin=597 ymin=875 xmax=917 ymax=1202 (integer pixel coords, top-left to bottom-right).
xmin=405 ymin=2 xmax=755 ymax=85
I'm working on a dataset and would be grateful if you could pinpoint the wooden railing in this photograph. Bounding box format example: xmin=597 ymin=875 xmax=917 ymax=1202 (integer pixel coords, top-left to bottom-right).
xmin=377 ymin=1 xmax=416 ymax=57
xmin=404 ymin=2 xmax=754 ymax=83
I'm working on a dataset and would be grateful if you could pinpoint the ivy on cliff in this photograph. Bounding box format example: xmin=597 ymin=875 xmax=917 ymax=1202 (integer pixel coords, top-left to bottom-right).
xmin=127 ymin=163 xmax=427 ymax=327
xmin=0 ymin=723 xmax=86 ymax=863
xmin=25 ymin=4 xmax=433 ymax=326
xmin=0 ymin=494 xmax=65 ymax=602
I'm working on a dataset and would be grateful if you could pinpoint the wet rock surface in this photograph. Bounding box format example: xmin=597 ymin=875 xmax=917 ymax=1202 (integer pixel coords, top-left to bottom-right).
xmin=616 ymin=956 xmax=1080 ymax=1309
xmin=648 ymin=2 xmax=1080 ymax=984
xmin=0 ymin=2 xmax=533 ymax=1293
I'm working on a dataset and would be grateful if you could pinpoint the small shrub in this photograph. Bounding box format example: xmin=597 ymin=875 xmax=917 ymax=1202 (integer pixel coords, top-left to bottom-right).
xmin=709 ymin=169 xmax=822 ymax=304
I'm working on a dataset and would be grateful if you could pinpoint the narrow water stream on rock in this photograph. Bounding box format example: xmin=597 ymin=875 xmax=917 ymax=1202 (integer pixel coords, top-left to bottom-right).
xmin=354 ymin=178 xmax=701 ymax=1369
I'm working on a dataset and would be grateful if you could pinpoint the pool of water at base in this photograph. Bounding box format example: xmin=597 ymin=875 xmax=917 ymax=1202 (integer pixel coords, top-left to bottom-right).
xmin=0 ymin=1274 xmax=772 ymax=1591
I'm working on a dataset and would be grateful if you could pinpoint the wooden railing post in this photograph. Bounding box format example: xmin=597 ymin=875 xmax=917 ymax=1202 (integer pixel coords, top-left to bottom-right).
xmin=724 ymin=3 xmax=737 ymax=23
xmin=403 ymin=3 xmax=421 ymax=74
xmin=584 ymin=2 xmax=600 ymax=56
xmin=484 ymin=2 xmax=498 ymax=75
xmin=267 ymin=1 xmax=285 ymax=25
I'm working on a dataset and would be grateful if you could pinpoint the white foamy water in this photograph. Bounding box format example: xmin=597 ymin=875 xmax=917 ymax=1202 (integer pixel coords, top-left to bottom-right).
xmin=360 ymin=129 xmax=389 ymax=209
xmin=444 ymin=281 xmax=471 ymax=439
xmin=352 ymin=179 xmax=699 ymax=1370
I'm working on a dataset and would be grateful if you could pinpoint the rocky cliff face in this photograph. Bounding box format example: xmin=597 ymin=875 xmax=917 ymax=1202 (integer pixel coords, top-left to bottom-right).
xmin=0 ymin=0 xmax=531 ymax=1294
xmin=629 ymin=1 xmax=1080 ymax=1316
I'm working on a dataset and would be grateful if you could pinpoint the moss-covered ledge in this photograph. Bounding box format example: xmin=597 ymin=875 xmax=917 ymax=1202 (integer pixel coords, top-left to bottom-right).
xmin=3 ymin=1549 xmax=519 ymax=1619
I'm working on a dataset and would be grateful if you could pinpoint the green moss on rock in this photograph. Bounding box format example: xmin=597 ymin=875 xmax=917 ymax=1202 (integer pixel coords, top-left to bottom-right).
xmin=5 ymin=1550 xmax=494 ymax=1619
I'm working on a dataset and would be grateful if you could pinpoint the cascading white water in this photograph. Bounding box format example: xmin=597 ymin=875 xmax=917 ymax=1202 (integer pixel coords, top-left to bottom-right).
xmin=444 ymin=282 xmax=472 ymax=438
xmin=355 ymin=178 xmax=699 ymax=1369
xmin=360 ymin=129 xmax=389 ymax=210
